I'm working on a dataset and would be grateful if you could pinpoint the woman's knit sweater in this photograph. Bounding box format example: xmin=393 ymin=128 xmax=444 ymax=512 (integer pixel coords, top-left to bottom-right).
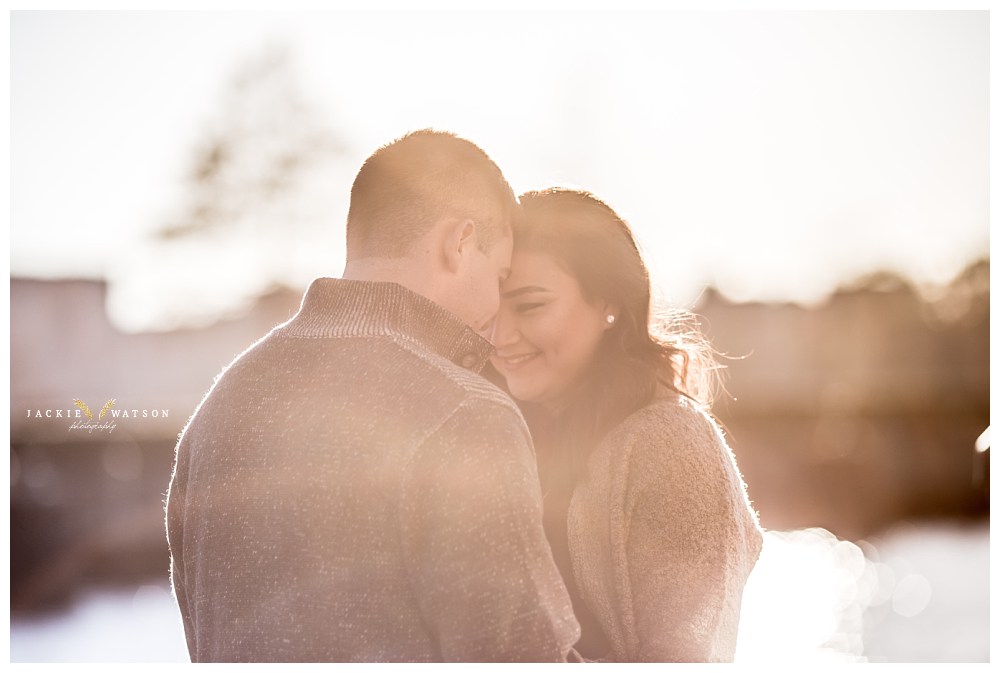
xmin=566 ymin=389 xmax=763 ymax=662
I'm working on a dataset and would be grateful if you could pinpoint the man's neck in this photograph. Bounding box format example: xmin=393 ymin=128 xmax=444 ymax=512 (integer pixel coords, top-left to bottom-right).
xmin=342 ymin=257 xmax=433 ymax=299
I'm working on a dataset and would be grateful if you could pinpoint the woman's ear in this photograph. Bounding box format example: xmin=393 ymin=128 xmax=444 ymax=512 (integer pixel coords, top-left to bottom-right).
xmin=442 ymin=218 xmax=477 ymax=273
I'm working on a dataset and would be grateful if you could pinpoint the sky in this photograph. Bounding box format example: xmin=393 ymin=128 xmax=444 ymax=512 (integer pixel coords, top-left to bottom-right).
xmin=9 ymin=8 xmax=991 ymax=331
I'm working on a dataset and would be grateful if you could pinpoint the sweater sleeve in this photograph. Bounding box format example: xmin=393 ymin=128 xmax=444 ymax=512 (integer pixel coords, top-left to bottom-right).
xmin=165 ymin=435 xmax=196 ymax=660
xmin=621 ymin=405 xmax=761 ymax=662
xmin=398 ymin=397 xmax=581 ymax=662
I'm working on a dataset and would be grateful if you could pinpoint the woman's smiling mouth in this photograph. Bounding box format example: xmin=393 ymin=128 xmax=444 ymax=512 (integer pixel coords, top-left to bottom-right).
xmin=495 ymin=352 xmax=541 ymax=368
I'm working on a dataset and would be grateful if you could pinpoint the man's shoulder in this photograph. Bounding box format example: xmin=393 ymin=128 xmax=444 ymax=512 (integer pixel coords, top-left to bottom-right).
xmin=390 ymin=334 xmax=516 ymax=411
xmin=195 ymin=321 xmax=523 ymax=438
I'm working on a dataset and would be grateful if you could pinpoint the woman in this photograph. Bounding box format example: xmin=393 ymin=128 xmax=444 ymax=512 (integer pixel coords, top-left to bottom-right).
xmin=488 ymin=188 xmax=763 ymax=662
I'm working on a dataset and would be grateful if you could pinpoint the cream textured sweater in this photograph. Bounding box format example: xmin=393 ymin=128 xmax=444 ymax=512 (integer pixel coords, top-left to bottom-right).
xmin=567 ymin=389 xmax=763 ymax=662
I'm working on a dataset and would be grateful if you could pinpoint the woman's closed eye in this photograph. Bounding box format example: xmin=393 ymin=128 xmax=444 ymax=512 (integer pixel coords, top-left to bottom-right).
xmin=515 ymin=302 xmax=546 ymax=314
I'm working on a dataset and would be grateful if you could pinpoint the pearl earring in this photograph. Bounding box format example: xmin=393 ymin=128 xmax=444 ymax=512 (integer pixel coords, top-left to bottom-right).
xmin=606 ymin=315 xmax=616 ymax=325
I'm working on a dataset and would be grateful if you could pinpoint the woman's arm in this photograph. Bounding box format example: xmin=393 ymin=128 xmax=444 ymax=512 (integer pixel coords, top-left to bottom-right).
xmin=622 ymin=403 xmax=762 ymax=662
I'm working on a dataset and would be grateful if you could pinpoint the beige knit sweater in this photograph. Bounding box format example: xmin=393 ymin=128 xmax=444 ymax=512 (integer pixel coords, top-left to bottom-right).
xmin=566 ymin=389 xmax=763 ymax=662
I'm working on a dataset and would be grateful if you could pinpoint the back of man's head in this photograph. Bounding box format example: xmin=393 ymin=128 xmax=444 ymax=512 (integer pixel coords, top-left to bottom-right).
xmin=346 ymin=129 xmax=517 ymax=261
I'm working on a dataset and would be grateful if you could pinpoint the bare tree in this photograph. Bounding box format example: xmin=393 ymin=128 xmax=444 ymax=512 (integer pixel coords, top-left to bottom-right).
xmin=160 ymin=44 xmax=347 ymax=244
xmin=113 ymin=44 xmax=351 ymax=331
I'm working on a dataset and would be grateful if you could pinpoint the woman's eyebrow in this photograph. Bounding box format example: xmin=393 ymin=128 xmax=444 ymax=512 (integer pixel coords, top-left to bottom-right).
xmin=502 ymin=285 xmax=550 ymax=299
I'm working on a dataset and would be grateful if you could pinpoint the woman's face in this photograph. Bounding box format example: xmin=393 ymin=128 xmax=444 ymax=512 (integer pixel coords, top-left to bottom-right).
xmin=490 ymin=249 xmax=612 ymax=411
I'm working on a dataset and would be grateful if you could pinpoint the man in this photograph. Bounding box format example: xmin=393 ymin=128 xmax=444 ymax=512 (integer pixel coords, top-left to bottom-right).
xmin=165 ymin=129 xmax=580 ymax=662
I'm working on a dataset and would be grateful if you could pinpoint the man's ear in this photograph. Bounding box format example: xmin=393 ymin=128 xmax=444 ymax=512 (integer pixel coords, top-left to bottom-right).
xmin=442 ymin=218 xmax=477 ymax=273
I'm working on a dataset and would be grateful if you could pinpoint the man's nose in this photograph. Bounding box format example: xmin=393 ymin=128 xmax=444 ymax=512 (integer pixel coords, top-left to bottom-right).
xmin=478 ymin=315 xmax=497 ymax=341
xmin=489 ymin=313 xmax=517 ymax=347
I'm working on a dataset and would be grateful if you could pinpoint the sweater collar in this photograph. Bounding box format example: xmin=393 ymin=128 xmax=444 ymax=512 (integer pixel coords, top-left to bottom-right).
xmin=282 ymin=278 xmax=494 ymax=372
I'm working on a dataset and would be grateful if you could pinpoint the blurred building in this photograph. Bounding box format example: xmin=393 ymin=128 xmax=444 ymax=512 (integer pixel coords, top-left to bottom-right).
xmin=10 ymin=277 xmax=303 ymax=612
xmin=8 ymin=261 xmax=989 ymax=611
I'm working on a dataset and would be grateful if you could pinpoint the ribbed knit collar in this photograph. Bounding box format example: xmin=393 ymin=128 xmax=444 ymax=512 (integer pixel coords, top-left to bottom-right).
xmin=281 ymin=278 xmax=494 ymax=373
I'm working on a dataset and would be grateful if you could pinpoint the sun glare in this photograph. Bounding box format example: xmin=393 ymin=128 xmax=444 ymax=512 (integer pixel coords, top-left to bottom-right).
xmin=737 ymin=528 xmax=883 ymax=662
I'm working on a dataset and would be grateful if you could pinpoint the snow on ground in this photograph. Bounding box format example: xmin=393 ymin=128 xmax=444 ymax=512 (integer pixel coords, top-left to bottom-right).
xmin=10 ymin=520 xmax=989 ymax=663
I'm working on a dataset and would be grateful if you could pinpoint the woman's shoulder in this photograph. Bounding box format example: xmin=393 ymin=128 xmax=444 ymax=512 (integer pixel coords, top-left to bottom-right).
xmin=606 ymin=388 xmax=725 ymax=451
xmin=590 ymin=388 xmax=741 ymax=496
xmin=595 ymin=389 xmax=761 ymax=532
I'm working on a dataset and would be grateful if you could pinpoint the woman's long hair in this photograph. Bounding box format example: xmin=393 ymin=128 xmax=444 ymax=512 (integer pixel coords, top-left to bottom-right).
xmin=510 ymin=188 xmax=722 ymax=485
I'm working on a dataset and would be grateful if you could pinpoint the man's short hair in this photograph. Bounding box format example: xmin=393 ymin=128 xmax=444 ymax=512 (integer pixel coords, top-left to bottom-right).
xmin=346 ymin=129 xmax=518 ymax=260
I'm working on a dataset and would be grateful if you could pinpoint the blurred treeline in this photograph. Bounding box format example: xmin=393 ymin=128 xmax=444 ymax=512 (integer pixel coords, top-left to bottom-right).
xmin=9 ymin=257 xmax=988 ymax=613
xmin=705 ymin=261 xmax=989 ymax=538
